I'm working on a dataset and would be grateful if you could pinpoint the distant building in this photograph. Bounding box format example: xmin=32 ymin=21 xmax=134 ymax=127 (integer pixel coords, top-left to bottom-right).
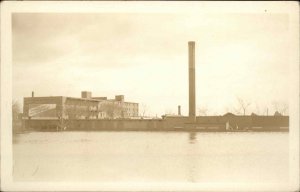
xmin=23 ymin=91 xmax=139 ymax=120
xmin=96 ymin=96 xmax=139 ymax=119
xmin=223 ymin=112 xmax=236 ymax=117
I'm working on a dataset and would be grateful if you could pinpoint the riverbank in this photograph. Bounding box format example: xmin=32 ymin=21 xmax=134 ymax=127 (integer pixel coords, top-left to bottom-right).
xmin=20 ymin=115 xmax=289 ymax=132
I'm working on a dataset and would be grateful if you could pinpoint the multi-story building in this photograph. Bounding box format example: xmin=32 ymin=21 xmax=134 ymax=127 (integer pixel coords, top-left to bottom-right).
xmin=23 ymin=91 xmax=139 ymax=120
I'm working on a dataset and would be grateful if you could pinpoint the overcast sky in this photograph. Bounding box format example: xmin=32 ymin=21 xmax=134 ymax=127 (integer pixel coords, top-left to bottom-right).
xmin=12 ymin=12 xmax=291 ymax=116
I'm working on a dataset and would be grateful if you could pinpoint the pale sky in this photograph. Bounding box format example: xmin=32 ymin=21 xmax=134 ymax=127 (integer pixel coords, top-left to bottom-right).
xmin=12 ymin=12 xmax=291 ymax=116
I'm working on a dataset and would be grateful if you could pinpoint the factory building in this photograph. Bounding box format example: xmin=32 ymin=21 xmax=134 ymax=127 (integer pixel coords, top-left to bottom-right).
xmin=23 ymin=91 xmax=139 ymax=120
xmin=19 ymin=41 xmax=289 ymax=132
xmin=96 ymin=95 xmax=139 ymax=119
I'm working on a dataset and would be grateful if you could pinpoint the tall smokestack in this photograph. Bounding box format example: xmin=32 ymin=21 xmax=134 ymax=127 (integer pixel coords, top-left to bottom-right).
xmin=188 ymin=41 xmax=196 ymax=121
xmin=32 ymin=91 xmax=34 ymax=97
xmin=178 ymin=105 xmax=181 ymax=116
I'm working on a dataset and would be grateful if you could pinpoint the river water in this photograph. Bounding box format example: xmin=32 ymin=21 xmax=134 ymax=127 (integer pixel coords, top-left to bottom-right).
xmin=13 ymin=131 xmax=289 ymax=184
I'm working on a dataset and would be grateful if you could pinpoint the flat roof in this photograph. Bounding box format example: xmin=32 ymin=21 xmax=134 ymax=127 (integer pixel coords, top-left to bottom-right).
xmin=66 ymin=96 xmax=100 ymax=102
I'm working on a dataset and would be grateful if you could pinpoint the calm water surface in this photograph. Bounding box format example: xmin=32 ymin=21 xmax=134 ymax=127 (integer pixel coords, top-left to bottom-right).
xmin=13 ymin=131 xmax=289 ymax=183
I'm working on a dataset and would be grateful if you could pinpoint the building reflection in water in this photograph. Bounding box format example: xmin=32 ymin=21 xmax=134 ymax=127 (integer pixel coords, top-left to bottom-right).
xmin=187 ymin=131 xmax=197 ymax=182
xmin=188 ymin=131 xmax=197 ymax=144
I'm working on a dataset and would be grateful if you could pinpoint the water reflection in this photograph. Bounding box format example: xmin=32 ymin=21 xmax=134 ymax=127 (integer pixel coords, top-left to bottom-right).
xmin=13 ymin=132 xmax=289 ymax=183
xmin=187 ymin=131 xmax=197 ymax=182
xmin=188 ymin=132 xmax=197 ymax=144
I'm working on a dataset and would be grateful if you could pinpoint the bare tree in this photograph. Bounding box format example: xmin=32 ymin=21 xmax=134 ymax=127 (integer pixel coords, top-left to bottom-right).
xmin=235 ymin=97 xmax=251 ymax=116
xmin=140 ymin=103 xmax=148 ymax=117
xmin=272 ymin=101 xmax=279 ymax=113
xmin=164 ymin=108 xmax=175 ymax=116
xmin=254 ymin=102 xmax=261 ymax=115
xmin=272 ymin=101 xmax=289 ymax=115
xmin=12 ymin=100 xmax=22 ymax=133
xmin=280 ymin=102 xmax=289 ymax=115
xmin=233 ymin=108 xmax=242 ymax=115
xmin=12 ymin=100 xmax=21 ymax=120
xmin=263 ymin=107 xmax=269 ymax=116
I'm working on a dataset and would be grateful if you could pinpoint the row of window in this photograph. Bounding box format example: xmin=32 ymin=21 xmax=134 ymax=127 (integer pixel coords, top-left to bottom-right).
xmin=66 ymin=105 xmax=138 ymax=112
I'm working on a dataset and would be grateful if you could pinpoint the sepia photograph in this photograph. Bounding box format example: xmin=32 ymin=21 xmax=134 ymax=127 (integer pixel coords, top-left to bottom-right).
xmin=1 ymin=1 xmax=299 ymax=191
